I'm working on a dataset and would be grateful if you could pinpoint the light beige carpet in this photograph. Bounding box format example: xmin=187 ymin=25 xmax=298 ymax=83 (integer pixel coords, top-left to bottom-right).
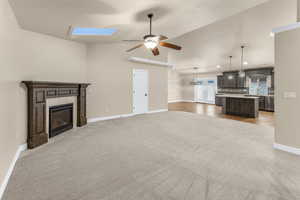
xmin=3 ymin=111 xmax=300 ymax=200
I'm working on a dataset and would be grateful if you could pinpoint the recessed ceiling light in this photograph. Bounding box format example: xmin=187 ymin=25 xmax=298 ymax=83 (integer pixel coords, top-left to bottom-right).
xmin=72 ymin=27 xmax=117 ymax=36
xmin=216 ymin=65 xmax=221 ymax=69
xmin=270 ymin=32 xmax=275 ymax=37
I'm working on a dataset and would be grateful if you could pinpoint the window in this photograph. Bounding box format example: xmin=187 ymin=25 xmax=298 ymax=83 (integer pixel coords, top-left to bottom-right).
xmin=72 ymin=28 xmax=117 ymax=36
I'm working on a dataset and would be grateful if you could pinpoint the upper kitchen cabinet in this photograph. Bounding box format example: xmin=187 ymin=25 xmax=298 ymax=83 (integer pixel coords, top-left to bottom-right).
xmin=217 ymin=75 xmax=224 ymax=88
xmin=217 ymin=67 xmax=274 ymax=90
xmin=236 ymin=75 xmax=246 ymax=88
xmin=222 ymin=72 xmax=238 ymax=88
xmin=271 ymin=71 xmax=274 ymax=89
xmin=245 ymin=67 xmax=273 ymax=77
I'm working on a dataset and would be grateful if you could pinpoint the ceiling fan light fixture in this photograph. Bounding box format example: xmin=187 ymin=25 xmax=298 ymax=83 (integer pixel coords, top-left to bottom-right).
xmin=144 ymin=37 xmax=159 ymax=49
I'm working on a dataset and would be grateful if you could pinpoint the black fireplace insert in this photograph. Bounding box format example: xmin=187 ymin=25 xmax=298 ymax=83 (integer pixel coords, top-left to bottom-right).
xmin=49 ymin=103 xmax=73 ymax=138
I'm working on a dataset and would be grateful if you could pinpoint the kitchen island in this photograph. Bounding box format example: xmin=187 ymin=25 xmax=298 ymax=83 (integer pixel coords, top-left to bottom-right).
xmin=216 ymin=94 xmax=260 ymax=118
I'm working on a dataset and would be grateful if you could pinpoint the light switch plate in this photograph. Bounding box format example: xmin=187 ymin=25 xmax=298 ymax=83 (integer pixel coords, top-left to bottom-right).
xmin=284 ymin=92 xmax=297 ymax=99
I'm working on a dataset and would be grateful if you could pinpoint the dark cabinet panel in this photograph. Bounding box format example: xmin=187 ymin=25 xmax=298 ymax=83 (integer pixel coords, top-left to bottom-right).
xmin=215 ymin=96 xmax=224 ymax=106
xmin=217 ymin=76 xmax=224 ymax=88
xmin=271 ymin=71 xmax=274 ymax=89
xmin=222 ymin=72 xmax=237 ymax=88
xmin=236 ymin=76 xmax=246 ymax=88
xmin=223 ymin=97 xmax=259 ymax=118
xmin=245 ymin=68 xmax=273 ymax=76
xmin=259 ymin=96 xmax=265 ymax=110
xmin=218 ymin=67 xmax=274 ymax=90
xmin=265 ymin=96 xmax=274 ymax=112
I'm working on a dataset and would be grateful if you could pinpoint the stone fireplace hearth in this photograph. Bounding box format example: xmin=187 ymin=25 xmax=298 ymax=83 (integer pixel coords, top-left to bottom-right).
xmin=23 ymin=81 xmax=90 ymax=149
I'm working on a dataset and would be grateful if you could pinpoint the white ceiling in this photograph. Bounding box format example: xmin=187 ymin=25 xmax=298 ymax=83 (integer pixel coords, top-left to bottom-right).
xmin=9 ymin=0 xmax=270 ymax=43
xmin=169 ymin=0 xmax=297 ymax=74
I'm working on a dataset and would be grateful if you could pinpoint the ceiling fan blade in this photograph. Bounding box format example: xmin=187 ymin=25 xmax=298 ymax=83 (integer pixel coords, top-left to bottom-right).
xmin=159 ymin=42 xmax=182 ymax=50
xmin=152 ymin=47 xmax=160 ymax=56
xmin=126 ymin=44 xmax=144 ymax=52
xmin=122 ymin=40 xmax=143 ymax=42
xmin=159 ymin=35 xmax=168 ymax=41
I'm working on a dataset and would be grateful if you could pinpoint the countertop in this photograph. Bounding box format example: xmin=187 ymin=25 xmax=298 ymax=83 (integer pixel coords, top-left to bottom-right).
xmin=216 ymin=94 xmax=260 ymax=99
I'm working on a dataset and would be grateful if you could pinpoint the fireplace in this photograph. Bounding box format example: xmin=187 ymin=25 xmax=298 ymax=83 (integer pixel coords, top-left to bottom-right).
xmin=49 ymin=103 xmax=73 ymax=138
xmin=23 ymin=81 xmax=90 ymax=149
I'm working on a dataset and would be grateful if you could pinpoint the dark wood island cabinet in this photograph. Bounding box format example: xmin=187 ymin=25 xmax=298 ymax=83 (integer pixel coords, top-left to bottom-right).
xmin=217 ymin=95 xmax=259 ymax=118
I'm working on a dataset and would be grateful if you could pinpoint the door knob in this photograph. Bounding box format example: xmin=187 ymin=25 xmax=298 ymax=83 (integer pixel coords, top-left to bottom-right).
xmin=145 ymin=93 xmax=148 ymax=96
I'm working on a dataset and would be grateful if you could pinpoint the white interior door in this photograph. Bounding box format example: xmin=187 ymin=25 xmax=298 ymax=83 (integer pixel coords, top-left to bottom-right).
xmin=133 ymin=69 xmax=149 ymax=114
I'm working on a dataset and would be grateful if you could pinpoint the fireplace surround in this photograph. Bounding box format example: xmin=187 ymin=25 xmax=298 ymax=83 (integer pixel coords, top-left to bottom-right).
xmin=23 ymin=81 xmax=90 ymax=149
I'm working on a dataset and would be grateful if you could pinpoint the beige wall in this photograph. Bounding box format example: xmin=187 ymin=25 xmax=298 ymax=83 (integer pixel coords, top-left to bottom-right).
xmin=86 ymin=43 xmax=168 ymax=119
xmin=298 ymin=0 xmax=300 ymax=21
xmin=168 ymin=70 xmax=183 ymax=102
xmin=275 ymin=28 xmax=300 ymax=149
xmin=0 ymin=0 xmax=19 ymax=187
xmin=0 ymin=0 xmax=87 ymax=187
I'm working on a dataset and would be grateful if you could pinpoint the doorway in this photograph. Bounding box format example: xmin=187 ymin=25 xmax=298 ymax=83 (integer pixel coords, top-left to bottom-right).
xmin=133 ymin=69 xmax=149 ymax=114
xmin=194 ymin=77 xmax=217 ymax=104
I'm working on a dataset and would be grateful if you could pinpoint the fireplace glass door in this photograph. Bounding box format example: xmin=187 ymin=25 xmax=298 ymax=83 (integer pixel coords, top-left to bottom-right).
xmin=49 ymin=103 xmax=73 ymax=138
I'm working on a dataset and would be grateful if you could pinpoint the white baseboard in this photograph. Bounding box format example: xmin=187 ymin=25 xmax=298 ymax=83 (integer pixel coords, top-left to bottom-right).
xmin=0 ymin=143 xmax=27 ymax=200
xmin=183 ymin=100 xmax=196 ymax=103
xmin=147 ymin=109 xmax=168 ymax=114
xmin=87 ymin=113 xmax=135 ymax=123
xmin=273 ymin=143 xmax=300 ymax=155
xmin=168 ymin=100 xmax=185 ymax=103
xmin=88 ymin=109 xmax=168 ymax=123
xmin=168 ymin=100 xmax=195 ymax=103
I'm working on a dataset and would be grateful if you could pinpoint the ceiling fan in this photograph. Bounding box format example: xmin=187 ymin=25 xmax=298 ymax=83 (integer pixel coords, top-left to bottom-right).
xmin=124 ymin=13 xmax=182 ymax=56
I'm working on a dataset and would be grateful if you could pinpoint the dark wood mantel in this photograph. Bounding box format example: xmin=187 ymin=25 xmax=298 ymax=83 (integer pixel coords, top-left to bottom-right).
xmin=22 ymin=81 xmax=90 ymax=149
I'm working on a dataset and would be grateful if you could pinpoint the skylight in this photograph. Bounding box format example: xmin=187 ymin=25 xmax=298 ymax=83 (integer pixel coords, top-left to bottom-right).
xmin=72 ymin=28 xmax=117 ymax=36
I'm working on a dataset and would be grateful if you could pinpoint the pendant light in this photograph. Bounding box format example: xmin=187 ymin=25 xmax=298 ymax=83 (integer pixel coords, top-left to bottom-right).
xmin=228 ymin=56 xmax=233 ymax=80
xmin=191 ymin=67 xmax=199 ymax=85
xmin=239 ymin=46 xmax=246 ymax=77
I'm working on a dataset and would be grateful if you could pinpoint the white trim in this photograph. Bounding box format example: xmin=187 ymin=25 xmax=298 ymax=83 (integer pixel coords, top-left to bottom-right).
xmin=87 ymin=113 xmax=135 ymax=123
xmin=168 ymin=100 xmax=185 ymax=103
xmin=147 ymin=109 xmax=168 ymax=114
xmin=129 ymin=57 xmax=174 ymax=68
xmin=0 ymin=144 xmax=27 ymax=200
xmin=168 ymin=100 xmax=196 ymax=103
xmin=19 ymin=143 xmax=27 ymax=152
xmin=120 ymin=113 xmax=136 ymax=118
xmin=272 ymin=22 xmax=300 ymax=34
xmin=273 ymin=143 xmax=300 ymax=155
xmin=87 ymin=109 xmax=168 ymax=123
xmin=183 ymin=100 xmax=196 ymax=103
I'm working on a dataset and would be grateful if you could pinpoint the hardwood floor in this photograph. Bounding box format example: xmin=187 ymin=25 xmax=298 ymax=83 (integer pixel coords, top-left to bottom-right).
xmin=168 ymin=102 xmax=274 ymax=127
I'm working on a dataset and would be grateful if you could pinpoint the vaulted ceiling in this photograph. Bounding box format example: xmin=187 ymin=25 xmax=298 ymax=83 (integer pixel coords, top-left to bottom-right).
xmin=9 ymin=0 xmax=270 ymax=43
xmin=168 ymin=0 xmax=296 ymax=73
